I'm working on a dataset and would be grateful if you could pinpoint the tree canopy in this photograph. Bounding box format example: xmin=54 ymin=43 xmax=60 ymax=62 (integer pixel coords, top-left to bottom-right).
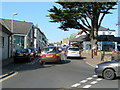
xmin=48 ymin=2 xmax=117 ymax=37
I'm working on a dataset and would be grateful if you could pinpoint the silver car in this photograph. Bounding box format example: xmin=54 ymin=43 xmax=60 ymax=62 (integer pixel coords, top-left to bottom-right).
xmin=95 ymin=59 xmax=120 ymax=80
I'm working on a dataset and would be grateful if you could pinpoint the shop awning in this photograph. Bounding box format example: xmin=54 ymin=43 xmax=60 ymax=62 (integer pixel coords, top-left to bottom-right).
xmin=96 ymin=35 xmax=115 ymax=41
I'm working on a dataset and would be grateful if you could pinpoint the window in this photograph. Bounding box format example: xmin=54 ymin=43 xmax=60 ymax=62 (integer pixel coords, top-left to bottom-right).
xmin=102 ymin=32 xmax=105 ymax=35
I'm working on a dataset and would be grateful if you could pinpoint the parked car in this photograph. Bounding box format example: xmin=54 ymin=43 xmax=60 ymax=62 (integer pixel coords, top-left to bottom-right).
xmin=95 ymin=59 xmax=120 ymax=80
xmin=29 ymin=48 xmax=38 ymax=57
xmin=65 ymin=46 xmax=81 ymax=58
xmin=40 ymin=46 xmax=62 ymax=65
xmin=14 ymin=48 xmax=34 ymax=63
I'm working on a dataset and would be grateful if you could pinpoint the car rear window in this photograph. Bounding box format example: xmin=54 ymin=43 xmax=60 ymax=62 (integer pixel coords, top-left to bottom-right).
xmin=16 ymin=49 xmax=29 ymax=53
xmin=68 ymin=48 xmax=80 ymax=51
xmin=42 ymin=47 xmax=57 ymax=53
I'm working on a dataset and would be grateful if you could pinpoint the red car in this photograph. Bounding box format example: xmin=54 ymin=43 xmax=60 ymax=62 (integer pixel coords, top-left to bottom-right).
xmin=40 ymin=46 xmax=62 ymax=65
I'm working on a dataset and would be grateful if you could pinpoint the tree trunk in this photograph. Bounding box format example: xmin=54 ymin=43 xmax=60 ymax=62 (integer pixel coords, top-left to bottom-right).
xmin=90 ymin=28 xmax=98 ymax=58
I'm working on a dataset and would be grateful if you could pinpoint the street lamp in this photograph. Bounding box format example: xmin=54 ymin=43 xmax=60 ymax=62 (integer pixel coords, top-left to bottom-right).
xmin=11 ymin=13 xmax=18 ymax=57
xmin=11 ymin=13 xmax=18 ymax=32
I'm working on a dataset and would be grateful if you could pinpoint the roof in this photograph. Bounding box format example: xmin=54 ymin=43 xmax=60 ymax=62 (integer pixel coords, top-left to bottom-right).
xmin=0 ymin=23 xmax=12 ymax=35
xmin=98 ymin=26 xmax=115 ymax=31
xmin=0 ymin=19 xmax=33 ymax=35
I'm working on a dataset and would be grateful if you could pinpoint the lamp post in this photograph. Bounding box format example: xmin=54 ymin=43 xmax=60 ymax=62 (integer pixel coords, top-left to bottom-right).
xmin=11 ymin=13 xmax=18 ymax=57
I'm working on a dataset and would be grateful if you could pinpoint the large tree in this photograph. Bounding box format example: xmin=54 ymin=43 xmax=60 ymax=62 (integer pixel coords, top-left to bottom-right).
xmin=48 ymin=2 xmax=117 ymax=58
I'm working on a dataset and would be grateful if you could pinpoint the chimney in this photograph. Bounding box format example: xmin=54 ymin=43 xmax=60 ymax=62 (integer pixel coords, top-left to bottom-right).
xmin=36 ymin=24 xmax=38 ymax=28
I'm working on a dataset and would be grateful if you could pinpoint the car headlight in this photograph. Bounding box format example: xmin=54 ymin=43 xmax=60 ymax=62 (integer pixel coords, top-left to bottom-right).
xmin=95 ymin=65 xmax=98 ymax=68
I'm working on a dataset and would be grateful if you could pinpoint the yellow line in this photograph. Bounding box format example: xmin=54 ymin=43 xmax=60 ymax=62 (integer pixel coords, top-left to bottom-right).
xmin=0 ymin=72 xmax=18 ymax=82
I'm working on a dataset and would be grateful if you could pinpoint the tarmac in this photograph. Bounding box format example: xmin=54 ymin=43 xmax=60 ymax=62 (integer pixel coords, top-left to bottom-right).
xmin=0 ymin=53 xmax=105 ymax=76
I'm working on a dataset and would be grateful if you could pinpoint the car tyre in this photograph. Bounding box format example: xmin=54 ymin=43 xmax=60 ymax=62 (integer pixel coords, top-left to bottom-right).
xmin=27 ymin=56 xmax=32 ymax=62
xmin=40 ymin=61 xmax=45 ymax=66
xmin=14 ymin=58 xmax=18 ymax=63
xmin=103 ymin=69 xmax=115 ymax=80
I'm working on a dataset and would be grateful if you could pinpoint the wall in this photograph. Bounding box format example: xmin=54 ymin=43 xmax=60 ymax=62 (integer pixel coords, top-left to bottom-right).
xmin=1 ymin=32 xmax=9 ymax=60
xmin=0 ymin=30 xmax=2 ymax=60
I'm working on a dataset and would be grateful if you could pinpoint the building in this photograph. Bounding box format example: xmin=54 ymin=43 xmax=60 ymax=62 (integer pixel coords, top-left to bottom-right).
xmin=62 ymin=38 xmax=70 ymax=46
xmin=0 ymin=20 xmax=12 ymax=60
xmin=69 ymin=26 xmax=116 ymax=51
xmin=34 ymin=24 xmax=48 ymax=51
xmin=0 ymin=19 xmax=48 ymax=60
xmin=83 ymin=27 xmax=116 ymax=51
xmin=1 ymin=19 xmax=35 ymax=51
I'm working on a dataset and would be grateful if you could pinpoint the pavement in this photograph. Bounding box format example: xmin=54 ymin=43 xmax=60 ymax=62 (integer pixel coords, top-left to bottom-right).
xmin=82 ymin=53 xmax=105 ymax=67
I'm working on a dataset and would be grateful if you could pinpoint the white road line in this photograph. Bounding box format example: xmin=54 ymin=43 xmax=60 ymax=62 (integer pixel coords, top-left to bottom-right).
xmin=96 ymin=78 xmax=103 ymax=81
xmin=83 ymin=85 xmax=92 ymax=88
xmin=80 ymin=80 xmax=88 ymax=83
xmin=71 ymin=83 xmax=81 ymax=87
xmin=86 ymin=77 xmax=93 ymax=80
xmin=86 ymin=62 xmax=95 ymax=67
xmin=0 ymin=72 xmax=18 ymax=82
xmin=90 ymin=81 xmax=98 ymax=84
xmin=92 ymin=75 xmax=98 ymax=78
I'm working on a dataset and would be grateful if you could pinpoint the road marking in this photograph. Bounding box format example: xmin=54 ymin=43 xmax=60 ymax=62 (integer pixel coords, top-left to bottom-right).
xmin=90 ymin=81 xmax=98 ymax=84
xmin=92 ymin=75 xmax=98 ymax=78
xmin=83 ymin=85 xmax=92 ymax=88
xmin=71 ymin=83 xmax=81 ymax=87
xmin=80 ymin=80 xmax=88 ymax=83
xmin=96 ymin=78 xmax=103 ymax=81
xmin=86 ymin=77 xmax=93 ymax=80
xmin=70 ymin=74 xmax=103 ymax=88
xmin=0 ymin=72 xmax=18 ymax=82
xmin=85 ymin=62 xmax=95 ymax=67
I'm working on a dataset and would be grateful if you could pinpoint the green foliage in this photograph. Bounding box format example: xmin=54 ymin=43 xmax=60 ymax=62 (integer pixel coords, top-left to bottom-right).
xmin=48 ymin=2 xmax=117 ymax=33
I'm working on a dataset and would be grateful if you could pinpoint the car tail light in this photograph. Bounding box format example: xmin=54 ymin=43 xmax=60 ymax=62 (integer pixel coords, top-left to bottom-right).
xmin=33 ymin=51 xmax=36 ymax=53
xmin=26 ymin=53 xmax=29 ymax=55
xmin=55 ymin=53 xmax=59 ymax=57
xmin=79 ymin=51 xmax=81 ymax=54
xmin=66 ymin=51 xmax=68 ymax=54
xmin=40 ymin=53 xmax=43 ymax=57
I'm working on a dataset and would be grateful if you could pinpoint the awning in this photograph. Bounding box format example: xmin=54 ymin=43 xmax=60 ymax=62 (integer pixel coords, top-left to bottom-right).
xmin=114 ymin=37 xmax=120 ymax=42
xmin=102 ymin=42 xmax=115 ymax=45
xmin=96 ymin=35 xmax=115 ymax=41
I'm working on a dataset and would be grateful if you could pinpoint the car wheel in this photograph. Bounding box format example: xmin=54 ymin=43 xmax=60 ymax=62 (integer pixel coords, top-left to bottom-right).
xmin=14 ymin=59 xmax=18 ymax=63
xmin=58 ymin=58 xmax=62 ymax=64
xmin=27 ymin=56 xmax=32 ymax=62
xmin=14 ymin=58 xmax=18 ymax=63
xmin=103 ymin=69 xmax=115 ymax=80
xmin=40 ymin=61 xmax=45 ymax=66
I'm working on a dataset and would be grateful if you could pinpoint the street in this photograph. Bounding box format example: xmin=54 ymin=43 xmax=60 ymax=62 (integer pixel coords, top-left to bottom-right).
xmin=1 ymin=54 xmax=119 ymax=89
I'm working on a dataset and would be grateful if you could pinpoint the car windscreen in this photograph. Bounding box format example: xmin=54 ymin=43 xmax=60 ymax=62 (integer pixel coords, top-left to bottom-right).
xmin=42 ymin=48 xmax=56 ymax=53
xmin=68 ymin=48 xmax=80 ymax=51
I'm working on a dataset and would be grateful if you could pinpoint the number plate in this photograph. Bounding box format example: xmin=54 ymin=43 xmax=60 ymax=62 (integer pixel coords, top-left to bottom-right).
xmin=72 ymin=52 xmax=76 ymax=53
xmin=18 ymin=54 xmax=23 ymax=56
xmin=46 ymin=55 xmax=53 ymax=57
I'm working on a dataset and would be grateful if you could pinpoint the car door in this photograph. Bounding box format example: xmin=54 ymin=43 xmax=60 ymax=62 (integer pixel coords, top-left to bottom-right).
xmin=118 ymin=60 xmax=120 ymax=76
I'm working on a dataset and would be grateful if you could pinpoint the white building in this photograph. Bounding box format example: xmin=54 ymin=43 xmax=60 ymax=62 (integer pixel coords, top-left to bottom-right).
xmin=0 ymin=22 xmax=12 ymax=60
xmin=34 ymin=24 xmax=48 ymax=51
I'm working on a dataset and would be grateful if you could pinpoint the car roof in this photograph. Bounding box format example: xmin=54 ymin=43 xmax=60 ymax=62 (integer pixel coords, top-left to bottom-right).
xmin=42 ymin=46 xmax=58 ymax=49
xmin=68 ymin=46 xmax=79 ymax=48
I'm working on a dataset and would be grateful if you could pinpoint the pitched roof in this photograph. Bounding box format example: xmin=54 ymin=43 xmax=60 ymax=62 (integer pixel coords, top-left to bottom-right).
xmin=0 ymin=23 xmax=12 ymax=35
xmin=0 ymin=19 xmax=33 ymax=35
xmin=98 ymin=26 xmax=115 ymax=31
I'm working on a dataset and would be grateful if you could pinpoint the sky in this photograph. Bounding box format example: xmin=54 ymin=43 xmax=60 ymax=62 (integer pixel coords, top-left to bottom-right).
xmin=1 ymin=1 xmax=119 ymax=43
